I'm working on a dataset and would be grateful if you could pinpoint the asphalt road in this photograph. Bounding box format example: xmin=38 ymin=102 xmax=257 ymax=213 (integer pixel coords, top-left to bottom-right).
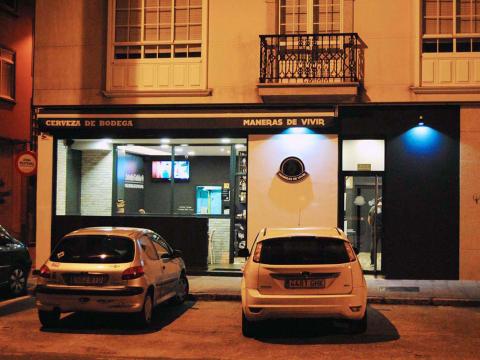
xmin=0 ymin=293 xmax=479 ymax=360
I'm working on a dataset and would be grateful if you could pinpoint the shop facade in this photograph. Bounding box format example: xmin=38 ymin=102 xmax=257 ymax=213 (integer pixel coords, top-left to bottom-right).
xmin=35 ymin=104 xmax=460 ymax=280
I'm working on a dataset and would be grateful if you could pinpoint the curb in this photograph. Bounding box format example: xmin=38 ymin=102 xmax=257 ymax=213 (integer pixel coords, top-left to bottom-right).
xmin=189 ymin=293 xmax=480 ymax=307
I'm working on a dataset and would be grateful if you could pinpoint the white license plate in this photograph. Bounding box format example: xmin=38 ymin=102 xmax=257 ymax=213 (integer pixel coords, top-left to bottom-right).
xmin=70 ymin=275 xmax=106 ymax=285
xmin=285 ymin=279 xmax=325 ymax=289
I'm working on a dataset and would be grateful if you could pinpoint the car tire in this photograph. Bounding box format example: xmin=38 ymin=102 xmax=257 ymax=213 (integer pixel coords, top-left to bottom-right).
xmin=8 ymin=266 xmax=27 ymax=296
xmin=134 ymin=292 xmax=154 ymax=327
xmin=172 ymin=274 xmax=189 ymax=305
xmin=38 ymin=309 xmax=60 ymax=328
xmin=349 ymin=310 xmax=368 ymax=334
xmin=242 ymin=310 xmax=258 ymax=338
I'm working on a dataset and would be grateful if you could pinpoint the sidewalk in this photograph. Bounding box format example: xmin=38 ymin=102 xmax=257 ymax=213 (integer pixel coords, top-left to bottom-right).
xmin=188 ymin=275 xmax=480 ymax=306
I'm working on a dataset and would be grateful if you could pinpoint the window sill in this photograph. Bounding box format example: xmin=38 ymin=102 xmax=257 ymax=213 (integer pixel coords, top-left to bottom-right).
xmin=103 ymin=89 xmax=212 ymax=98
xmin=410 ymin=86 xmax=480 ymax=94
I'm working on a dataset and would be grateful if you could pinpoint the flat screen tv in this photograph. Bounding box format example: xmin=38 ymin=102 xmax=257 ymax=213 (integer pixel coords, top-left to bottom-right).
xmin=152 ymin=160 xmax=190 ymax=180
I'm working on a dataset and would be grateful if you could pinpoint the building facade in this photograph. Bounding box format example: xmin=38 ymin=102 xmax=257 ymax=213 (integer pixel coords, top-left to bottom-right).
xmin=0 ymin=0 xmax=35 ymax=244
xmin=34 ymin=0 xmax=480 ymax=279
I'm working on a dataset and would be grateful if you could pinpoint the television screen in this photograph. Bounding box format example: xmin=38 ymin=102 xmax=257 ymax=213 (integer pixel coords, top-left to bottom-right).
xmin=152 ymin=160 xmax=190 ymax=180
xmin=174 ymin=160 xmax=190 ymax=180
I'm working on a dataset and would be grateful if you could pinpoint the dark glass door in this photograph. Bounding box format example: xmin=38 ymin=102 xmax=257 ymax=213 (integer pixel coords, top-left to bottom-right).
xmin=343 ymin=175 xmax=383 ymax=273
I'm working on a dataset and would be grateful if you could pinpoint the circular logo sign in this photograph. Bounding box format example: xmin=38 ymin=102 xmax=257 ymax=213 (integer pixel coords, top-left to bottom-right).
xmin=15 ymin=151 xmax=37 ymax=176
xmin=277 ymin=157 xmax=308 ymax=182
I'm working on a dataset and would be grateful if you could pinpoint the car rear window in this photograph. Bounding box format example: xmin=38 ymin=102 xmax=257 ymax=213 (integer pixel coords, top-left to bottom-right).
xmin=50 ymin=235 xmax=134 ymax=264
xmin=259 ymin=236 xmax=350 ymax=265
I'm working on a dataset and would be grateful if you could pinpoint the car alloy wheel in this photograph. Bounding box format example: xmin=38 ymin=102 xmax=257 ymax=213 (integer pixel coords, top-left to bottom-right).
xmin=9 ymin=267 xmax=27 ymax=296
xmin=173 ymin=275 xmax=189 ymax=304
xmin=133 ymin=293 xmax=153 ymax=327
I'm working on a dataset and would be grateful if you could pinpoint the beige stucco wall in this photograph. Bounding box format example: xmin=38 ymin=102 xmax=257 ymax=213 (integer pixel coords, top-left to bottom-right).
xmin=36 ymin=135 xmax=54 ymax=269
xmin=247 ymin=134 xmax=338 ymax=246
xmin=33 ymin=0 xmax=480 ymax=105
xmin=460 ymin=107 xmax=480 ymax=280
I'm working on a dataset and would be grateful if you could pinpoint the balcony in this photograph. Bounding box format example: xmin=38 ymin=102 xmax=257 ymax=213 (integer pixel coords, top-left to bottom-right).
xmin=258 ymin=33 xmax=363 ymax=102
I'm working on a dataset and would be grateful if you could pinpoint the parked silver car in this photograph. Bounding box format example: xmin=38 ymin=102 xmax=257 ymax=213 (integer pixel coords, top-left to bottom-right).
xmin=35 ymin=227 xmax=189 ymax=328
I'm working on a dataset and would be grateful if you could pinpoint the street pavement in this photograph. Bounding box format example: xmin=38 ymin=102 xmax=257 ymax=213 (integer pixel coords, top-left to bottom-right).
xmin=0 ymin=299 xmax=479 ymax=359
xmin=187 ymin=275 xmax=480 ymax=306
xmin=22 ymin=273 xmax=480 ymax=306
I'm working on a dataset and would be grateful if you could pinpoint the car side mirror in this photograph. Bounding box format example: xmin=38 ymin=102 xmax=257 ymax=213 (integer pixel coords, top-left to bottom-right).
xmin=238 ymin=248 xmax=250 ymax=258
xmin=353 ymin=246 xmax=360 ymax=255
xmin=172 ymin=249 xmax=183 ymax=258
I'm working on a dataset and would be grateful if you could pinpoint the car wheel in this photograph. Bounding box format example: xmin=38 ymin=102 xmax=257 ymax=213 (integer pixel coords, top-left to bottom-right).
xmin=172 ymin=274 xmax=189 ymax=305
xmin=8 ymin=266 xmax=27 ymax=296
xmin=134 ymin=293 xmax=153 ymax=327
xmin=38 ymin=309 xmax=60 ymax=328
xmin=242 ymin=310 xmax=258 ymax=338
xmin=349 ymin=310 xmax=368 ymax=334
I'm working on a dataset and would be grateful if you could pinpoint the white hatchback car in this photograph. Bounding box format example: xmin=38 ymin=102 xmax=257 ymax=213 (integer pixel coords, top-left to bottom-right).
xmin=35 ymin=227 xmax=189 ymax=328
xmin=240 ymin=227 xmax=367 ymax=337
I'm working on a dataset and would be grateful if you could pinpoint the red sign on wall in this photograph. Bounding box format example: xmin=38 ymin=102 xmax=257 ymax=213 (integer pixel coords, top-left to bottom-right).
xmin=15 ymin=151 xmax=37 ymax=176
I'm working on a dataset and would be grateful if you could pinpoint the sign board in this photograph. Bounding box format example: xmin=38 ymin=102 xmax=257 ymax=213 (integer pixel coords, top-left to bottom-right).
xmin=357 ymin=163 xmax=372 ymax=171
xmin=37 ymin=113 xmax=337 ymax=133
xmin=15 ymin=151 xmax=37 ymax=176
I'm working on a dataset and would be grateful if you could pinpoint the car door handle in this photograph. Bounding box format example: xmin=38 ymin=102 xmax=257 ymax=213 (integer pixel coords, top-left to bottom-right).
xmin=162 ymin=266 xmax=166 ymax=270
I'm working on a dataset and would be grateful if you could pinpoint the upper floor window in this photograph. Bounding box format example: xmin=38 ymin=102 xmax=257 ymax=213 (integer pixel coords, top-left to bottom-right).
xmin=113 ymin=0 xmax=202 ymax=60
xmin=0 ymin=47 xmax=15 ymax=102
xmin=106 ymin=0 xmax=208 ymax=94
xmin=279 ymin=0 xmax=341 ymax=34
xmin=423 ymin=0 xmax=480 ymax=53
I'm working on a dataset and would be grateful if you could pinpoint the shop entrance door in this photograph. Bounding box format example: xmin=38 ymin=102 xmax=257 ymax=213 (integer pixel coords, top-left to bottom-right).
xmin=343 ymin=175 xmax=383 ymax=274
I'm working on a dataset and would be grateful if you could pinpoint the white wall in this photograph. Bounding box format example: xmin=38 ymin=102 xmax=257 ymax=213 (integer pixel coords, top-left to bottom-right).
xmin=36 ymin=135 xmax=53 ymax=268
xmin=247 ymin=133 xmax=338 ymax=246
xmin=55 ymin=141 xmax=68 ymax=215
xmin=460 ymin=107 xmax=480 ymax=280
xmin=80 ymin=150 xmax=113 ymax=216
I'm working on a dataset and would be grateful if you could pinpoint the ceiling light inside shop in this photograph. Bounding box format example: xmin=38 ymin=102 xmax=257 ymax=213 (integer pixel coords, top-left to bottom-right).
xmin=181 ymin=144 xmax=188 ymax=147
xmin=220 ymin=148 xmax=225 ymax=152
xmin=188 ymin=151 xmax=195 ymax=156
xmin=161 ymin=144 xmax=170 ymax=149
xmin=176 ymin=147 xmax=184 ymax=153
xmin=221 ymin=138 xmax=231 ymax=143
xmin=121 ymin=145 xmax=169 ymax=156
xmin=235 ymin=144 xmax=245 ymax=150
xmin=160 ymin=138 xmax=170 ymax=143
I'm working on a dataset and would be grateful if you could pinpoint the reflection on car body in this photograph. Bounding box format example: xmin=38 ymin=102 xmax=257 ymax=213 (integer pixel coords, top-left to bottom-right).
xmin=35 ymin=227 xmax=189 ymax=328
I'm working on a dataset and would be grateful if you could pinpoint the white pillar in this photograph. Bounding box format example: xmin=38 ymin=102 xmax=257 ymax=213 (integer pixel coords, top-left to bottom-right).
xmin=35 ymin=134 xmax=54 ymax=269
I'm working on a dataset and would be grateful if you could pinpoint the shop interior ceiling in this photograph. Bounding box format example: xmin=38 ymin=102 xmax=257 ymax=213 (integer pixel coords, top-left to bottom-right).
xmin=67 ymin=138 xmax=247 ymax=157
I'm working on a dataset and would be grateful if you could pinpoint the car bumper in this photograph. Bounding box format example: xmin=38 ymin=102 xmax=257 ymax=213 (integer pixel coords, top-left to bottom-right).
xmin=242 ymin=286 xmax=367 ymax=321
xmin=35 ymin=285 xmax=145 ymax=313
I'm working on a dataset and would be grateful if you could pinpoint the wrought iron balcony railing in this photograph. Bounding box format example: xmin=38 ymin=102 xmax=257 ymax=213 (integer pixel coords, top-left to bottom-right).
xmin=259 ymin=33 xmax=362 ymax=84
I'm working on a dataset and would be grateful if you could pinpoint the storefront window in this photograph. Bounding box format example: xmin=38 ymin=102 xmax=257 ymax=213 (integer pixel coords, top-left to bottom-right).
xmin=342 ymin=139 xmax=385 ymax=172
xmin=55 ymin=138 xmax=247 ymax=265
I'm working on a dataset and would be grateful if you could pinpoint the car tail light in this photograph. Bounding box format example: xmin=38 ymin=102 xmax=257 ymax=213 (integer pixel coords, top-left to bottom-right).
xmin=344 ymin=242 xmax=356 ymax=262
xmin=122 ymin=266 xmax=144 ymax=280
xmin=39 ymin=264 xmax=51 ymax=279
xmin=252 ymin=242 xmax=262 ymax=263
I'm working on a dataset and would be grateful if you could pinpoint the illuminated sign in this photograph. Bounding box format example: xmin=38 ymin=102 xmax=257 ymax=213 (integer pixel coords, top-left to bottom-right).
xmin=39 ymin=116 xmax=335 ymax=132
xmin=277 ymin=157 xmax=308 ymax=182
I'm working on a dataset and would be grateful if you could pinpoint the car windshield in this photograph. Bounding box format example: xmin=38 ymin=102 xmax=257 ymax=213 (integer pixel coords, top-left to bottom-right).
xmin=259 ymin=236 xmax=350 ymax=265
xmin=50 ymin=235 xmax=135 ymax=264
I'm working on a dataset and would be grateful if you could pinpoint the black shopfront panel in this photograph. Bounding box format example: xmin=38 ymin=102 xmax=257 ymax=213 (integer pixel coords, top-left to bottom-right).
xmin=340 ymin=106 xmax=460 ymax=280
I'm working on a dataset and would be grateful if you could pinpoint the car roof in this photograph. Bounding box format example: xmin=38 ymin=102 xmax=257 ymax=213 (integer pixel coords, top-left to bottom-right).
xmin=64 ymin=227 xmax=151 ymax=239
xmin=258 ymin=227 xmax=347 ymax=241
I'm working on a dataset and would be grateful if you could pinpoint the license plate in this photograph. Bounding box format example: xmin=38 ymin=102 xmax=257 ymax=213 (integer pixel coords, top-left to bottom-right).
xmin=285 ymin=279 xmax=325 ymax=289
xmin=69 ymin=274 xmax=107 ymax=286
